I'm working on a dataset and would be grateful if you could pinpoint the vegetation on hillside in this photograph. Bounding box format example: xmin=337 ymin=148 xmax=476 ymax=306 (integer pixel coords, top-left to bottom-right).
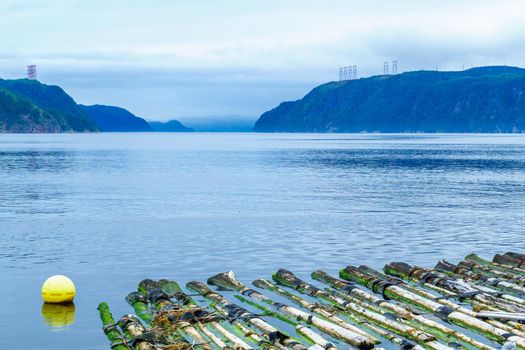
xmin=0 ymin=79 xmax=98 ymax=132
xmin=254 ymin=66 xmax=525 ymax=133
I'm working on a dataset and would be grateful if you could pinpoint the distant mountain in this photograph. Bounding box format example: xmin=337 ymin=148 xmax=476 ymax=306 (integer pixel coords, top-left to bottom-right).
xmin=254 ymin=66 xmax=525 ymax=133
xmin=179 ymin=116 xmax=255 ymax=132
xmin=80 ymin=104 xmax=152 ymax=132
xmin=148 ymin=120 xmax=193 ymax=132
xmin=0 ymin=79 xmax=98 ymax=132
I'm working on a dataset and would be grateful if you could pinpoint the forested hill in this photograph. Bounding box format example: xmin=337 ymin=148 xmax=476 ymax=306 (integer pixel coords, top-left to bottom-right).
xmin=0 ymin=79 xmax=98 ymax=132
xmin=80 ymin=105 xmax=153 ymax=132
xmin=254 ymin=66 xmax=525 ymax=133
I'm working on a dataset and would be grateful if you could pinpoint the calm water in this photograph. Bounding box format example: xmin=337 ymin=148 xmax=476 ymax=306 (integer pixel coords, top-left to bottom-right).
xmin=2 ymin=133 xmax=525 ymax=349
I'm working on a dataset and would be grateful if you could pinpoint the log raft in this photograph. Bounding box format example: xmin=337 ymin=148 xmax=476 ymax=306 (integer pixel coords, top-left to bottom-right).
xmin=98 ymin=251 xmax=525 ymax=350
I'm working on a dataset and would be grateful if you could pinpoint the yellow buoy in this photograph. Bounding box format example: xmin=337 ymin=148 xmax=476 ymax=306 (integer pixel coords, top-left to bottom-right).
xmin=42 ymin=275 xmax=76 ymax=303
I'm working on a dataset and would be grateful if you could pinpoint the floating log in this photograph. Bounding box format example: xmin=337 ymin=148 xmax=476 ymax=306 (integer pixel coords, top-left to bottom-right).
xmin=295 ymin=325 xmax=339 ymax=350
xmin=98 ymin=302 xmax=131 ymax=350
xmin=207 ymin=271 xmax=375 ymax=349
xmin=273 ymin=269 xmax=461 ymax=350
xmin=187 ymin=280 xmax=308 ymax=350
xmin=465 ymin=254 xmax=525 ymax=276
xmin=459 ymin=257 xmax=525 ymax=295
xmin=340 ymin=265 xmax=525 ymax=348
xmin=312 ymin=270 xmax=495 ymax=350
xmin=118 ymin=314 xmax=160 ymax=350
xmin=255 ymin=277 xmax=421 ymax=349
xmin=506 ymin=253 xmax=525 ymax=262
xmin=478 ymin=312 xmax=525 ymax=321
xmin=125 ymin=291 xmax=152 ymax=323
xmin=99 ymin=251 xmax=525 ymax=350
xmin=494 ymin=254 xmax=525 ymax=269
xmin=435 ymin=260 xmax=525 ymax=307
xmin=159 ymin=279 xmax=252 ymax=350
xmin=139 ymin=280 xmax=213 ymax=350
xmin=385 ymin=262 xmax=525 ymax=313
xmin=252 ymin=278 xmax=375 ymax=341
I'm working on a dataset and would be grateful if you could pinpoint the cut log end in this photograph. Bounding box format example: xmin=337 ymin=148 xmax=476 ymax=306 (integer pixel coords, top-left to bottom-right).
xmin=208 ymin=271 xmax=245 ymax=291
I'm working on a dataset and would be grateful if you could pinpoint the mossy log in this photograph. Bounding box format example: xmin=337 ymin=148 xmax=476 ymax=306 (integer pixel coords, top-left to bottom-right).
xmin=125 ymin=292 xmax=152 ymax=323
xmin=118 ymin=314 xmax=159 ymax=350
xmin=272 ymin=270 xmax=458 ymax=350
xmin=457 ymin=259 xmax=523 ymax=282
xmin=187 ymin=280 xmax=308 ymax=350
xmin=207 ymin=271 xmax=375 ymax=349
xmin=255 ymin=277 xmax=420 ymax=349
xmin=253 ymin=278 xmax=376 ymax=341
xmin=312 ymin=270 xmax=495 ymax=350
xmin=138 ymin=280 xmax=213 ymax=350
xmin=158 ymin=279 xmax=252 ymax=350
xmin=435 ymin=260 xmax=525 ymax=307
xmin=384 ymin=262 xmax=525 ymax=314
xmin=295 ymin=325 xmax=338 ymax=350
xmin=465 ymin=254 xmax=525 ymax=276
xmin=340 ymin=265 xmax=525 ymax=348
xmin=494 ymin=254 xmax=525 ymax=269
xmin=97 ymin=302 xmax=131 ymax=350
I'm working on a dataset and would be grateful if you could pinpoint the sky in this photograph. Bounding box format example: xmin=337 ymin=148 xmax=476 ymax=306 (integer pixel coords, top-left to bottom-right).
xmin=1 ymin=0 xmax=525 ymax=122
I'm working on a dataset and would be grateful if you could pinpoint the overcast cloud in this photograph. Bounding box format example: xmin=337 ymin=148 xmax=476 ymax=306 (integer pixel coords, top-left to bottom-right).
xmin=1 ymin=0 xmax=524 ymax=121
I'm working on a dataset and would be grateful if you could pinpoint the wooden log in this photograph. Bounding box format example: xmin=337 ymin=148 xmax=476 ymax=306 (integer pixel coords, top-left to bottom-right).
xmin=340 ymin=265 xmax=525 ymax=348
xmin=312 ymin=270 xmax=496 ymax=350
xmin=211 ymin=303 xmax=278 ymax=349
xmin=256 ymin=277 xmax=423 ymax=349
xmin=197 ymin=323 xmax=228 ymax=349
xmin=506 ymin=253 xmax=525 ymax=262
xmin=118 ymin=314 xmax=160 ymax=350
xmin=252 ymin=278 xmax=375 ymax=341
xmin=435 ymin=260 xmax=525 ymax=307
xmin=352 ymin=265 xmax=490 ymax=319
xmin=158 ymin=279 xmax=252 ymax=350
xmin=207 ymin=271 xmax=375 ymax=349
xmin=458 ymin=259 xmax=525 ymax=295
xmin=97 ymin=302 xmax=131 ymax=350
xmin=140 ymin=282 xmax=213 ymax=350
xmin=385 ymin=262 xmax=525 ymax=313
xmin=295 ymin=325 xmax=338 ymax=350
xmin=138 ymin=279 xmax=160 ymax=297
xmin=465 ymin=254 xmax=525 ymax=275
xmin=271 ymin=270 xmax=456 ymax=350
xmin=478 ymin=312 xmax=525 ymax=321
xmin=125 ymin=291 xmax=152 ymax=323
xmin=457 ymin=259 xmax=525 ymax=282
xmin=494 ymin=254 xmax=525 ymax=269
xmin=187 ymin=280 xmax=308 ymax=350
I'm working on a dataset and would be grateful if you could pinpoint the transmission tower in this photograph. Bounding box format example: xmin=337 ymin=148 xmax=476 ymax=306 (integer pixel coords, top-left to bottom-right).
xmin=339 ymin=67 xmax=343 ymax=81
xmin=392 ymin=60 xmax=398 ymax=75
xmin=384 ymin=61 xmax=389 ymax=75
xmin=352 ymin=65 xmax=357 ymax=79
xmin=27 ymin=65 xmax=37 ymax=80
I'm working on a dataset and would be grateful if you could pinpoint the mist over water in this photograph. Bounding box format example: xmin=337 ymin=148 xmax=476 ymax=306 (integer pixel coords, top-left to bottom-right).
xmin=1 ymin=133 xmax=525 ymax=349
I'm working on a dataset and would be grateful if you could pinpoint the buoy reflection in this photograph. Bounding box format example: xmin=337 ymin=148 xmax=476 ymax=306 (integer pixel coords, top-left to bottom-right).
xmin=42 ymin=302 xmax=75 ymax=327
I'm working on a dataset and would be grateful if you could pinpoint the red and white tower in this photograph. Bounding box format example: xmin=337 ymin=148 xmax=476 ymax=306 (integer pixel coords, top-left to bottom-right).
xmin=27 ymin=65 xmax=37 ymax=80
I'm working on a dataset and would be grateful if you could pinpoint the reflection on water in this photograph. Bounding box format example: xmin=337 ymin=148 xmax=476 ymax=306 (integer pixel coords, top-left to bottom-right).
xmin=41 ymin=303 xmax=75 ymax=328
xmin=1 ymin=133 xmax=525 ymax=349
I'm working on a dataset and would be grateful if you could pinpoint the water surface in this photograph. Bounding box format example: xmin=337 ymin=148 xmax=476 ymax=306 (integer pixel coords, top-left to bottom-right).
xmin=1 ymin=133 xmax=525 ymax=349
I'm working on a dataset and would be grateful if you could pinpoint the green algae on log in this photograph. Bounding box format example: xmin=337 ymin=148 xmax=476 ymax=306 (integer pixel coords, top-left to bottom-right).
xmin=207 ymin=271 xmax=375 ymax=349
xmin=97 ymin=302 xmax=131 ymax=350
xmin=98 ymin=252 xmax=525 ymax=350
